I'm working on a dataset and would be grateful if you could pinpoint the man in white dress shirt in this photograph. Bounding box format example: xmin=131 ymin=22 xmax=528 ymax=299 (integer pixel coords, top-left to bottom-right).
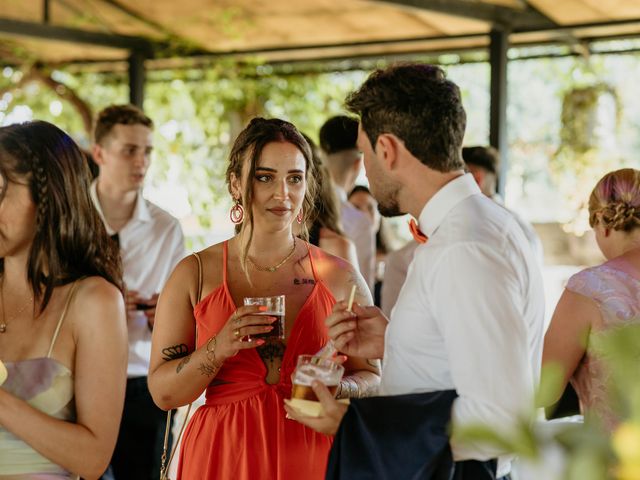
xmin=319 ymin=115 xmax=376 ymax=293
xmin=92 ymin=105 xmax=185 ymax=480
xmin=381 ymin=145 xmax=545 ymax=318
xmin=287 ymin=64 xmax=545 ymax=479
xmin=463 ymin=145 xmax=544 ymax=265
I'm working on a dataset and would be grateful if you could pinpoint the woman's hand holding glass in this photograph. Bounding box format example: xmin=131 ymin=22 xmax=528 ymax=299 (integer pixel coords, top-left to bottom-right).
xmin=214 ymin=305 xmax=278 ymax=359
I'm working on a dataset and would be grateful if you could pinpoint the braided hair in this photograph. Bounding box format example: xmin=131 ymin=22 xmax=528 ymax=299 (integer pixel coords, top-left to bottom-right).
xmin=589 ymin=168 xmax=640 ymax=232
xmin=0 ymin=121 xmax=122 ymax=311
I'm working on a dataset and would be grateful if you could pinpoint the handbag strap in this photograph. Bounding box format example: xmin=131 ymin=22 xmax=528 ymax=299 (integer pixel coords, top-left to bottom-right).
xmin=160 ymin=252 xmax=204 ymax=479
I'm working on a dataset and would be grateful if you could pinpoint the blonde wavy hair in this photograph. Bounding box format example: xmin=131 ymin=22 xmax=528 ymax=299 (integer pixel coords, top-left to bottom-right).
xmin=589 ymin=168 xmax=640 ymax=232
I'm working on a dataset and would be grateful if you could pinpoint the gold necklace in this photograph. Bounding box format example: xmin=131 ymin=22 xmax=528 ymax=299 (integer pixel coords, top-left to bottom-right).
xmin=0 ymin=280 xmax=34 ymax=334
xmin=247 ymin=237 xmax=298 ymax=273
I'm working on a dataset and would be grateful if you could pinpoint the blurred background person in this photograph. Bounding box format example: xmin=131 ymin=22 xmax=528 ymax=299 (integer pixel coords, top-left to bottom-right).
xmin=463 ymin=146 xmax=544 ymax=264
xmin=319 ymin=115 xmax=376 ymax=293
xmin=302 ymin=133 xmax=358 ymax=267
xmin=543 ymin=168 xmax=640 ymax=430
xmin=91 ymin=104 xmax=186 ymax=480
xmin=349 ymin=185 xmax=388 ymax=307
xmin=0 ymin=121 xmax=127 ymax=479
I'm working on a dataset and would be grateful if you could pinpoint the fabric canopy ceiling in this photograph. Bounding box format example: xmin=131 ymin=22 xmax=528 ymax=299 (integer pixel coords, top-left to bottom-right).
xmin=1 ymin=0 xmax=639 ymax=68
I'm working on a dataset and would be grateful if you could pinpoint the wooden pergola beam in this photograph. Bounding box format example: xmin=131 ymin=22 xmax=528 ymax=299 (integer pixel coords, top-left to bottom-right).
xmin=376 ymin=0 xmax=557 ymax=29
xmin=0 ymin=17 xmax=155 ymax=54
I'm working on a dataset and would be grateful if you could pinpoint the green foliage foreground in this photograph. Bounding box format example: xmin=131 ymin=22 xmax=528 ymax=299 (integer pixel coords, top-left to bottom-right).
xmin=455 ymin=324 xmax=640 ymax=480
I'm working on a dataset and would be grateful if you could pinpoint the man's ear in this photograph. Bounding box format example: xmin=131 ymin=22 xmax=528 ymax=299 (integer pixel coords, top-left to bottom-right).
xmin=376 ymin=133 xmax=400 ymax=170
xmin=92 ymin=143 xmax=105 ymax=167
xmin=470 ymin=169 xmax=485 ymax=188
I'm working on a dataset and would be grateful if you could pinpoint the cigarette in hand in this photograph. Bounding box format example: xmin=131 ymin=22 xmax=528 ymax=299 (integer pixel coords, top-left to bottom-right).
xmin=347 ymin=285 xmax=357 ymax=313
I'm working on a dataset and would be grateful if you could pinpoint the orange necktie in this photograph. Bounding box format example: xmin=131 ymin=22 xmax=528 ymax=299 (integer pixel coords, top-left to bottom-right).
xmin=408 ymin=218 xmax=428 ymax=244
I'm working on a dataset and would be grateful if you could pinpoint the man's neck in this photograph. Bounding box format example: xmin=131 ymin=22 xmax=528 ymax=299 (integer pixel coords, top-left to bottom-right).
xmin=401 ymin=168 xmax=465 ymax=219
xmin=96 ymin=178 xmax=138 ymax=226
xmin=332 ymin=173 xmax=355 ymax=195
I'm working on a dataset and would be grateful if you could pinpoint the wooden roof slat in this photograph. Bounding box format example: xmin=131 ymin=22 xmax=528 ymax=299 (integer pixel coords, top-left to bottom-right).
xmin=1 ymin=0 xmax=640 ymax=67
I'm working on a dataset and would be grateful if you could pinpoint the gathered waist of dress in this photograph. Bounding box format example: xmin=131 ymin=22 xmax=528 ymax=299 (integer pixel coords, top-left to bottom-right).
xmin=204 ymin=380 xmax=292 ymax=406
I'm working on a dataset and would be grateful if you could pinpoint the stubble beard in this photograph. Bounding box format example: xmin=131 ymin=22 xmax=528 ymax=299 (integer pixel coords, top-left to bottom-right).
xmin=376 ymin=184 xmax=404 ymax=218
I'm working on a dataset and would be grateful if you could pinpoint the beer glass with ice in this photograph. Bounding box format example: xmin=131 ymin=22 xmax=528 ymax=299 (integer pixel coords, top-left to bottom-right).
xmin=291 ymin=355 xmax=344 ymax=402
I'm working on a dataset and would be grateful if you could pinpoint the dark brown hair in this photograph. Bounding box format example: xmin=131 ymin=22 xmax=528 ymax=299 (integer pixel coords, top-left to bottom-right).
xmin=0 ymin=121 xmax=123 ymax=310
xmin=302 ymin=133 xmax=343 ymax=236
xmin=345 ymin=63 xmax=466 ymax=172
xmin=589 ymin=168 xmax=640 ymax=232
xmin=462 ymin=146 xmax=499 ymax=175
xmin=94 ymin=104 xmax=153 ymax=145
xmin=318 ymin=116 xmax=359 ymax=155
xmin=225 ymin=118 xmax=317 ymax=270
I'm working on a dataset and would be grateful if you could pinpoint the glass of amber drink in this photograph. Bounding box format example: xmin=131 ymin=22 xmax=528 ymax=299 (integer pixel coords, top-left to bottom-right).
xmin=291 ymin=355 xmax=344 ymax=402
xmin=243 ymin=295 xmax=285 ymax=340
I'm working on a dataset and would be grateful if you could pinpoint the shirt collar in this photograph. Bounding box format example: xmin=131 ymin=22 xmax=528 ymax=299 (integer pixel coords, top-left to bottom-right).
xmin=418 ymin=173 xmax=481 ymax=238
xmin=90 ymin=180 xmax=151 ymax=234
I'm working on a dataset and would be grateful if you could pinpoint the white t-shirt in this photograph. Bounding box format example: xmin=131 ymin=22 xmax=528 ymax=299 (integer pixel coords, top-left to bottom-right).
xmin=381 ymin=174 xmax=545 ymax=477
xmin=91 ymin=181 xmax=185 ymax=378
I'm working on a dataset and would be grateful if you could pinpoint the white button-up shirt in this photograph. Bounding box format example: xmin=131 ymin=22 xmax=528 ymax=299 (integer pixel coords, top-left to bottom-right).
xmin=380 ymin=174 xmax=544 ymax=476
xmin=91 ymin=181 xmax=186 ymax=378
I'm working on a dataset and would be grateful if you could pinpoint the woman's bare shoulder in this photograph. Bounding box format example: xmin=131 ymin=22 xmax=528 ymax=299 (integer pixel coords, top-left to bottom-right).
xmin=318 ymin=228 xmax=358 ymax=265
xmin=71 ymin=277 xmax=126 ymax=336
xmin=308 ymin=242 xmax=371 ymax=304
xmin=74 ymin=276 xmax=122 ymax=304
xmin=172 ymin=242 xmax=226 ymax=280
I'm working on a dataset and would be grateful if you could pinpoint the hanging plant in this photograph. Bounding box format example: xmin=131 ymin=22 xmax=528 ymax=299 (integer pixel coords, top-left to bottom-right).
xmin=551 ymin=80 xmax=621 ymax=235
xmin=554 ymin=83 xmax=620 ymax=170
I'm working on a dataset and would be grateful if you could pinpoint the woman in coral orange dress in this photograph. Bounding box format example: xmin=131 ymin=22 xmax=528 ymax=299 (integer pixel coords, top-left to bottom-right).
xmin=148 ymin=118 xmax=380 ymax=480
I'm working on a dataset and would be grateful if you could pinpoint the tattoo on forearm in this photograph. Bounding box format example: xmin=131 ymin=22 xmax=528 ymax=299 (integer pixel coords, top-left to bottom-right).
xmin=176 ymin=355 xmax=191 ymax=373
xmin=162 ymin=344 xmax=190 ymax=361
xmin=293 ymin=278 xmax=316 ymax=285
xmin=198 ymin=362 xmax=219 ymax=377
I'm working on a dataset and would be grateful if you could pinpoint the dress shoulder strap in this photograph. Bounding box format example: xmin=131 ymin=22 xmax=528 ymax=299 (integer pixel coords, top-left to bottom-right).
xmin=47 ymin=280 xmax=82 ymax=358
xmin=305 ymin=241 xmax=320 ymax=281
xmin=222 ymin=240 xmax=229 ymax=286
xmin=191 ymin=252 xmax=204 ymax=304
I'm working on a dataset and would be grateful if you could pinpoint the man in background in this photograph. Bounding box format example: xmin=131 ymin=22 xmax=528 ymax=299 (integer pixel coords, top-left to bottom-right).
xmin=92 ymin=104 xmax=185 ymax=480
xmin=463 ymin=145 xmax=544 ymax=264
xmin=319 ymin=115 xmax=376 ymax=292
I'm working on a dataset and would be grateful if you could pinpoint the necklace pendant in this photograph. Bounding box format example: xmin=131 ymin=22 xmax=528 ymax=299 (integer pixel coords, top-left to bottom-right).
xmin=0 ymin=323 xmax=6 ymax=333
xmin=268 ymin=267 xmax=276 ymax=272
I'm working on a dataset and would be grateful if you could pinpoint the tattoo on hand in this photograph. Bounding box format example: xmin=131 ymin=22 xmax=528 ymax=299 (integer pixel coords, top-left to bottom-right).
xmin=293 ymin=278 xmax=316 ymax=285
xmin=162 ymin=344 xmax=190 ymax=361
xmin=176 ymin=355 xmax=191 ymax=373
